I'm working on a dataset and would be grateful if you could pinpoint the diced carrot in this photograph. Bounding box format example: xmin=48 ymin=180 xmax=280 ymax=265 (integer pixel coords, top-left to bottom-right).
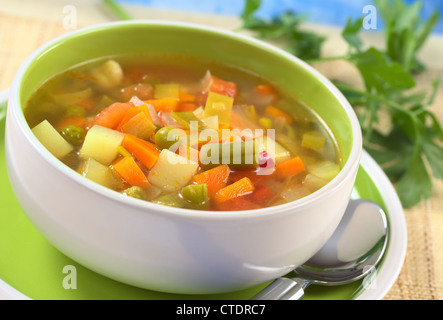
xmin=122 ymin=134 xmax=160 ymax=169
xmin=205 ymin=75 xmax=238 ymax=99
xmin=120 ymin=112 xmax=156 ymax=139
xmin=116 ymin=107 xmax=140 ymax=131
xmin=112 ymin=156 xmax=150 ymax=188
xmin=87 ymin=102 xmax=133 ymax=130
xmin=255 ymin=84 xmax=276 ymax=96
xmin=214 ymin=177 xmax=255 ymax=204
xmin=116 ymin=104 xmax=154 ymax=132
xmin=248 ymin=185 xmax=274 ymax=206
xmin=274 ymin=157 xmax=305 ymax=179
xmin=178 ymin=102 xmax=198 ymax=112
xmin=136 ymin=104 xmax=153 ymax=122
xmin=265 ymin=105 xmax=293 ymax=124
xmin=144 ymin=98 xmax=179 ymax=112
xmin=192 ymin=164 xmax=231 ymax=199
xmin=229 ymin=170 xmax=268 ymax=186
xmin=215 ymin=197 xmax=261 ymax=211
xmin=56 ymin=117 xmax=86 ymax=131
xmin=179 ymin=91 xmax=196 ymax=102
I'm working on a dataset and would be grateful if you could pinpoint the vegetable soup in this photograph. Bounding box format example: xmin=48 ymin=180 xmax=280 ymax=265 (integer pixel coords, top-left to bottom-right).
xmin=24 ymin=54 xmax=342 ymax=211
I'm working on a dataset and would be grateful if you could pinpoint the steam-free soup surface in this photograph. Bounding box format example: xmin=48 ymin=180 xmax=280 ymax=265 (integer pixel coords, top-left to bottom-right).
xmin=25 ymin=54 xmax=342 ymax=211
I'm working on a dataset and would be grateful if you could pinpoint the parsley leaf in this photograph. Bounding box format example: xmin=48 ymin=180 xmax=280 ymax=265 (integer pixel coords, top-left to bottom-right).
xmin=239 ymin=0 xmax=325 ymax=60
xmin=374 ymin=0 xmax=440 ymax=72
xmin=342 ymin=17 xmax=364 ymax=52
xmin=422 ymin=138 xmax=443 ymax=180
xmin=241 ymin=0 xmax=261 ymax=22
xmin=351 ymin=47 xmax=416 ymax=93
xmin=396 ymin=149 xmax=432 ymax=208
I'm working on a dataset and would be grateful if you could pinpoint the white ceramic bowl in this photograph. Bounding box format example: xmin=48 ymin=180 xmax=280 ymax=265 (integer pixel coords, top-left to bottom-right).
xmin=5 ymin=21 xmax=362 ymax=294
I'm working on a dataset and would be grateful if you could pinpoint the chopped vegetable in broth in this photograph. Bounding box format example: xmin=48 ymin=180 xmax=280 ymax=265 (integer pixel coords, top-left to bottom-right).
xmin=24 ymin=54 xmax=342 ymax=211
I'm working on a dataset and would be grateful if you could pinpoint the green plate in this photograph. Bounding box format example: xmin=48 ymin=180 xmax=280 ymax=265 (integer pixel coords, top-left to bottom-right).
xmin=0 ymin=90 xmax=405 ymax=300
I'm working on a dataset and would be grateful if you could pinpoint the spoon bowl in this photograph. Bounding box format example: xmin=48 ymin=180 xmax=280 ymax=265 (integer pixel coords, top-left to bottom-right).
xmin=252 ymin=199 xmax=388 ymax=300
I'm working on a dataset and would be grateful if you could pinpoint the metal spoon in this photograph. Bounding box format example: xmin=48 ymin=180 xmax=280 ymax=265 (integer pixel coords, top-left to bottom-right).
xmin=252 ymin=199 xmax=388 ymax=300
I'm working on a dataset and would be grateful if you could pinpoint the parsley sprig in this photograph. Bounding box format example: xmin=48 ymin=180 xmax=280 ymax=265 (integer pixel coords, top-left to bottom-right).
xmin=240 ymin=0 xmax=325 ymax=60
xmin=240 ymin=0 xmax=441 ymax=208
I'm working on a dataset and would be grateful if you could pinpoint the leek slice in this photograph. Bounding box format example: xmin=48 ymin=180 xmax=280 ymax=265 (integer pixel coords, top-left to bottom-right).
xmin=302 ymin=131 xmax=326 ymax=150
xmin=51 ymin=88 xmax=93 ymax=107
xmin=204 ymin=92 xmax=234 ymax=127
xmin=170 ymin=112 xmax=206 ymax=130
xmin=154 ymin=83 xmax=180 ymax=99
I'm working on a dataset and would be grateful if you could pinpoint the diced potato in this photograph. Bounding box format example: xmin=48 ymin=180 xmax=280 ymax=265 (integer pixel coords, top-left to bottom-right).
xmin=31 ymin=120 xmax=73 ymax=159
xmin=302 ymin=131 xmax=326 ymax=151
xmin=257 ymin=135 xmax=291 ymax=166
xmin=78 ymin=158 xmax=117 ymax=189
xmin=90 ymin=60 xmax=123 ymax=89
xmin=79 ymin=125 xmax=124 ymax=165
xmin=154 ymin=83 xmax=180 ymax=99
xmin=148 ymin=149 xmax=199 ymax=192
xmin=308 ymin=161 xmax=341 ymax=181
xmin=51 ymin=88 xmax=93 ymax=107
xmin=204 ymin=91 xmax=234 ymax=127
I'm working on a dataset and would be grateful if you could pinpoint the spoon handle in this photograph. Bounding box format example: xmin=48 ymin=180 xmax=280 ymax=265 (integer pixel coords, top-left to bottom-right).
xmin=251 ymin=277 xmax=308 ymax=300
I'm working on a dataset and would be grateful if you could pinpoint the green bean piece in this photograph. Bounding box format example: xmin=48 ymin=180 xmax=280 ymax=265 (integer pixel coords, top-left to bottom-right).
xmin=121 ymin=186 xmax=147 ymax=200
xmin=60 ymin=125 xmax=86 ymax=146
xmin=199 ymin=140 xmax=259 ymax=170
xmin=154 ymin=126 xmax=180 ymax=150
xmin=152 ymin=193 xmax=187 ymax=208
xmin=181 ymin=184 xmax=209 ymax=207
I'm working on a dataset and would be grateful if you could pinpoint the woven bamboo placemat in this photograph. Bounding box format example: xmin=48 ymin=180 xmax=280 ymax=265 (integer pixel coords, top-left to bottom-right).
xmin=1 ymin=4 xmax=442 ymax=300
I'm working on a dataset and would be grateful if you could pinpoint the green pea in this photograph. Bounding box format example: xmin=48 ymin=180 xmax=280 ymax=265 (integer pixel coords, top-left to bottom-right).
xmin=121 ymin=186 xmax=147 ymax=200
xmin=60 ymin=125 xmax=85 ymax=146
xmin=155 ymin=126 xmax=180 ymax=150
xmin=181 ymin=184 xmax=209 ymax=207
